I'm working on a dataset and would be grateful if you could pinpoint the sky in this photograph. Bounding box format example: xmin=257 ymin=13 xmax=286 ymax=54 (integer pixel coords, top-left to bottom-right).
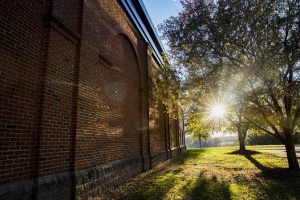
xmin=141 ymin=1 xmax=231 ymax=138
xmin=142 ymin=1 xmax=232 ymax=139
xmin=142 ymin=0 xmax=182 ymax=34
xmin=142 ymin=0 xmax=182 ymax=26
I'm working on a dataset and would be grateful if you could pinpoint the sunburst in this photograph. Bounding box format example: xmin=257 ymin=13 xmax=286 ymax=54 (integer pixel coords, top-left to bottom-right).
xmin=201 ymin=95 xmax=231 ymax=130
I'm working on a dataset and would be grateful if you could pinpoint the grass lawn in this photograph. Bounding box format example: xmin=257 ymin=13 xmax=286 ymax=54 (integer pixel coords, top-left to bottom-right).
xmin=246 ymin=145 xmax=300 ymax=158
xmin=103 ymin=146 xmax=300 ymax=200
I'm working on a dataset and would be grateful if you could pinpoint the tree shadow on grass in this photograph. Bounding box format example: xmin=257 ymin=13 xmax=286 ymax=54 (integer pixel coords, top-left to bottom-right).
xmin=243 ymin=153 xmax=300 ymax=178
xmin=242 ymin=153 xmax=300 ymax=200
xmin=183 ymin=172 xmax=232 ymax=200
xmin=132 ymin=171 xmax=232 ymax=200
xmin=228 ymin=149 xmax=261 ymax=156
xmin=226 ymin=150 xmax=300 ymax=199
xmin=126 ymin=169 xmax=182 ymax=200
xmin=114 ymin=149 xmax=209 ymax=200
xmin=173 ymin=148 xmax=208 ymax=165
xmin=244 ymin=154 xmax=269 ymax=171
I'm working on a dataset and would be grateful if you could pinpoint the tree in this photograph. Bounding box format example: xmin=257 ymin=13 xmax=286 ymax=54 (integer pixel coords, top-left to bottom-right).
xmin=186 ymin=112 xmax=211 ymax=148
xmin=152 ymin=55 xmax=182 ymax=119
xmin=229 ymin=114 xmax=250 ymax=152
xmin=236 ymin=116 xmax=249 ymax=152
xmin=160 ymin=0 xmax=300 ymax=169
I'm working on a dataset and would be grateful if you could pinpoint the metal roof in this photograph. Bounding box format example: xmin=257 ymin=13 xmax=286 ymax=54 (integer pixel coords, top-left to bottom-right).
xmin=120 ymin=0 xmax=166 ymax=66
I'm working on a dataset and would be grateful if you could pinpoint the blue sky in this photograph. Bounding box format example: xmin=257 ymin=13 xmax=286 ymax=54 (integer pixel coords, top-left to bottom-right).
xmin=142 ymin=0 xmax=182 ymax=27
xmin=142 ymin=0 xmax=182 ymax=50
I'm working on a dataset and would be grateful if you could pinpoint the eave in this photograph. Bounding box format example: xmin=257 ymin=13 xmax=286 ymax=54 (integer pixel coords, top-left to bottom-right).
xmin=120 ymin=0 xmax=166 ymax=67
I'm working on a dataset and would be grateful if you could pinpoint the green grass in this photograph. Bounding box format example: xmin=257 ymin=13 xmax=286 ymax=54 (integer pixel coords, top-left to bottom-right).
xmin=103 ymin=146 xmax=300 ymax=200
xmin=247 ymin=145 xmax=300 ymax=158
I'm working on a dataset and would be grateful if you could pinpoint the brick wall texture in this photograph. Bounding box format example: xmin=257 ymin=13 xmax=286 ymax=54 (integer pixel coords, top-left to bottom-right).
xmin=0 ymin=0 xmax=186 ymax=198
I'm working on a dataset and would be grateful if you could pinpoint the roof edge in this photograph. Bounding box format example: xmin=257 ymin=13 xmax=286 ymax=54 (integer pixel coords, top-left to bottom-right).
xmin=120 ymin=0 xmax=166 ymax=66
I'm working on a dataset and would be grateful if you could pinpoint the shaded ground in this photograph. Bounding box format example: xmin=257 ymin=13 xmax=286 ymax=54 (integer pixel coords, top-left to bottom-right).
xmin=103 ymin=147 xmax=300 ymax=200
xmin=247 ymin=145 xmax=300 ymax=158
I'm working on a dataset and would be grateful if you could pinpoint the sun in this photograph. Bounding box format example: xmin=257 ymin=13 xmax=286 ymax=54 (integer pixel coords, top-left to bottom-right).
xmin=201 ymin=94 xmax=230 ymax=126
xmin=210 ymin=104 xmax=226 ymax=119
xmin=209 ymin=104 xmax=226 ymax=119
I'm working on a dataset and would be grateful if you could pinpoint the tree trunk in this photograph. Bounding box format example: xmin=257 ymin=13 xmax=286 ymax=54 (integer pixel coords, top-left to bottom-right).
xmin=198 ymin=136 xmax=202 ymax=149
xmin=236 ymin=115 xmax=247 ymax=152
xmin=238 ymin=131 xmax=246 ymax=151
xmin=285 ymin=133 xmax=299 ymax=170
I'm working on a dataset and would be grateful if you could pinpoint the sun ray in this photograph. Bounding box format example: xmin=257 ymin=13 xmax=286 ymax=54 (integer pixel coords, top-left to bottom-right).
xmin=196 ymin=92 xmax=231 ymax=132
xmin=211 ymin=104 xmax=225 ymax=118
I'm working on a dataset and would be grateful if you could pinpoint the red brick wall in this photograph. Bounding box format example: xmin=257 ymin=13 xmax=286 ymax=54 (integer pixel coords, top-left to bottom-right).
xmin=0 ymin=0 xmax=184 ymax=189
xmin=178 ymin=114 xmax=185 ymax=147
xmin=169 ymin=118 xmax=177 ymax=148
xmin=75 ymin=0 xmax=148 ymax=170
xmin=0 ymin=0 xmax=46 ymax=184
xmin=149 ymin=102 xmax=167 ymax=154
xmin=38 ymin=24 xmax=78 ymax=176
xmin=148 ymin=54 xmax=183 ymax=162
xmin=148 ymin=57 xmax=170 ymax=157
xmin=52 ymin=0 xmax=80 ymax=33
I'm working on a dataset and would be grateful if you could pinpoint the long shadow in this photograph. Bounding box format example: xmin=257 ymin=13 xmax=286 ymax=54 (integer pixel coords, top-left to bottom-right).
xmin=121 ymin=170 xmax=231 ymax=200
xmin=241 ymin=152 xmax=300 ymax=200
xmin=244 ymin=154 xmax=268 ymax=171
xmin=173 ymin=148 xmax=208 ymax=165
xmin=132 ymin=149 xmax=227 ymax=200
xmin=241 ymin=152 xmax=300 ymax=179
xmin=106 ymin=149 xmax=207 ymax=200
xmin=118 ymin=168 xmax=184 ymax=200
xmin=228 ymin=150 xmax=284 ymax=173
xmin=294 ymin=150 xmax=300 ymax=159
xmin=184 ymin=172 xmax=232 ymax=200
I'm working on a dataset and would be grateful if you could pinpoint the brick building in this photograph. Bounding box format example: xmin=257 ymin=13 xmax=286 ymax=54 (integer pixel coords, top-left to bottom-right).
xmin=0 ymin=0 xmax=185 ymax=199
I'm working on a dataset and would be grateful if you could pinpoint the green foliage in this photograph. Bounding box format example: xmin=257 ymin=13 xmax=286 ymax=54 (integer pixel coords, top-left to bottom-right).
xmin=152 ymin=55 xmax=182 ymax=119
xmin=160 ymin=0 xmax=300 ymax=168
xmin=160 ymin=0 xmax=300 ymax=136
xmin=186 ymin=112 xmax=211 ymax=142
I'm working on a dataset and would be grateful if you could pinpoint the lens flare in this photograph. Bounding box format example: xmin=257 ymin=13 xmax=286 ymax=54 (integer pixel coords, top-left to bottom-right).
xmin=211 ymin=104 xmax=225 ymax=118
